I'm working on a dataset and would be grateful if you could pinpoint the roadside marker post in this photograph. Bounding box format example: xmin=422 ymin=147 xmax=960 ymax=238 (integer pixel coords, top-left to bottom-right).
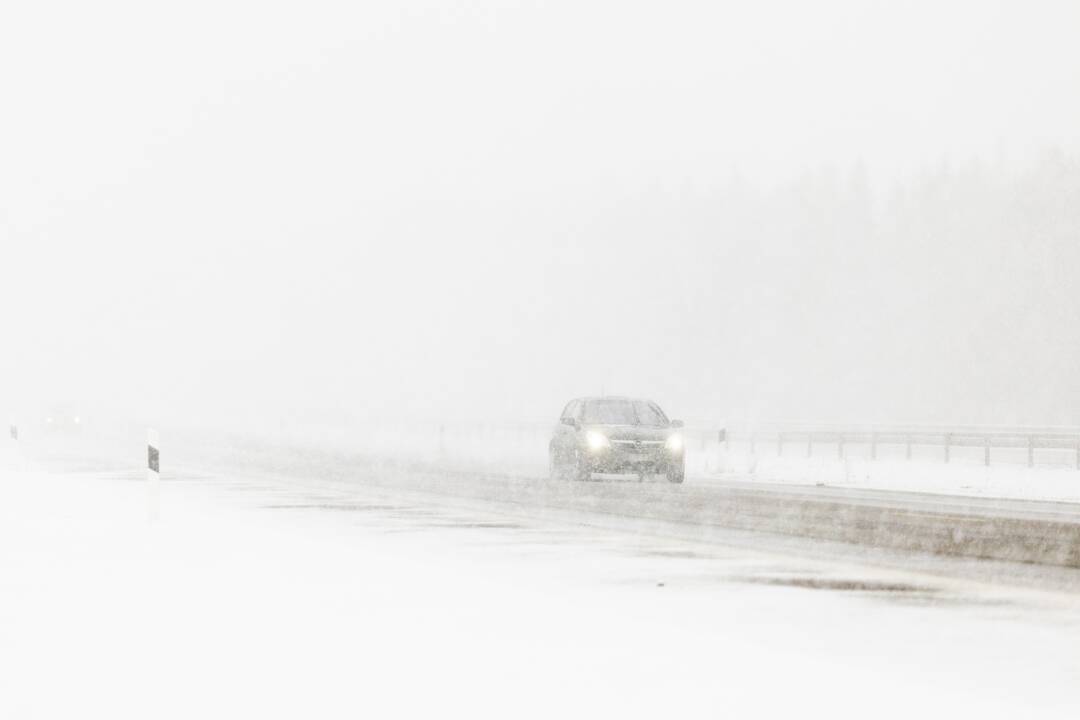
xmin=147 ymin=429 xmax=160 ymax=520
xmin=5 ymin=422 xmax=21 ymax=472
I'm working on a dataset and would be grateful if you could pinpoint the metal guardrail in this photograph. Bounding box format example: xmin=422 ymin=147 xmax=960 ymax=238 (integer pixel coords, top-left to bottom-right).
xmin=708 ymin=425 xmax=1080 ymax=469
xmin=256 ymin=418 xmax=1080 ymax=470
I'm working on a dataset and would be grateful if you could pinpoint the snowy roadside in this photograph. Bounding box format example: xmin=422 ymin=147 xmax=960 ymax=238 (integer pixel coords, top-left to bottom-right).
xmin=737 ymin=455 xmax=1080 ymax=504
xmin=3 ymin=452 xmax=1080 ymax=718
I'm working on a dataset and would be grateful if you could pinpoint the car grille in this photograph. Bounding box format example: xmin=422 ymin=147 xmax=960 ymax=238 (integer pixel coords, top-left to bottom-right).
xmin=611 ymin=440 xmax=664 ymax=450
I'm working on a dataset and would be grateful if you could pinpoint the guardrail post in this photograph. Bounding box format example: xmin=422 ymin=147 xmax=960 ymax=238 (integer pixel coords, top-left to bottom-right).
xmin=837 ymin=435 xmax=844 ymax=460
xmin=1028 ymin=435 xmax=1034 ymax=468
xmin=870 ymin=432 xmax=877 ymax=461
xmin=749 ymin=434 xmax=756 ymax=457
xmin=777 ymin=433 xmax=783 ymax=457
xmin=944 ymin=434 xmax=951 ymax=464
xmin=807 ymin=433 xmax=813 ymax=458
xmin=906 ymin=435 xmax=912 ymax=461
xmin=984 ymin=435 xmax=990 ymax=467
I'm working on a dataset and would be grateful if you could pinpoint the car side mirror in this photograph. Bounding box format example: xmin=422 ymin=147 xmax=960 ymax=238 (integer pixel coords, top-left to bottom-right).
xmin=670 ymin=419 xmax=684 ymax=428
xmin=561 ymin=416 xmax=577 ymax=427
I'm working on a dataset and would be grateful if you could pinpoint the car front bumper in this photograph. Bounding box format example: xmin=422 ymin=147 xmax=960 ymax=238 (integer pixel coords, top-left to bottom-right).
xmin=583 ymin=446 xmax=683 ymax=474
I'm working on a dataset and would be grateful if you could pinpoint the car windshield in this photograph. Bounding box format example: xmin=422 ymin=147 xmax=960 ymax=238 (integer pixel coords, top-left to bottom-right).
xmin=583 ymin=399 xmax=668 ymax=426
xmin=634 ymin=402 xmax=667 ymax=426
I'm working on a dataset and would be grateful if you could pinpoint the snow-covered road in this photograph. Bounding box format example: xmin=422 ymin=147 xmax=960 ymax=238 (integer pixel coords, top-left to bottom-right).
xmin=3 ymin=451 xmax=1080 ymax=718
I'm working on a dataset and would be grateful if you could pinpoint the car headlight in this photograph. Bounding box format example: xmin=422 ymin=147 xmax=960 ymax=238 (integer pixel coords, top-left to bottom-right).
xmin=585 ymin=430 xmax=610 ymax=451
xmin=666 ymin=433 xmax=684 ymax=452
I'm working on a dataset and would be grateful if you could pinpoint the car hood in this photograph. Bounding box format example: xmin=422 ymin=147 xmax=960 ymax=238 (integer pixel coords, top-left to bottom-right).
xmin=585 ymin=424 xmax=673 ymax=442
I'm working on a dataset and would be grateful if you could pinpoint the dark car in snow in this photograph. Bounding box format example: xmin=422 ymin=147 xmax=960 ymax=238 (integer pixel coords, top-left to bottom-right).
xmin=549 ymin=396 xmax=685 ymax=483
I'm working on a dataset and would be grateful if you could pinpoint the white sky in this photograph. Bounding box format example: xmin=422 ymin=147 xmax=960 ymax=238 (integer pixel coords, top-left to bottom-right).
xmin=2 ymin=0 xmax=1079 ymax=426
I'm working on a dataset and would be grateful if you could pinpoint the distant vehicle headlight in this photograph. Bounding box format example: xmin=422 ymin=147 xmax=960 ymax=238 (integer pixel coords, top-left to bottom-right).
xmin=666 ymin=433 xmax=684 ymax=452
xmin=585 ymin=430 xmax=610 ymax=451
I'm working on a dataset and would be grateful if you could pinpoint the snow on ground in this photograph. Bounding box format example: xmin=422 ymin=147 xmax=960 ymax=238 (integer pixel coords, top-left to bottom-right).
xmin=732 ymin=455 xmax=1080 ymax=504
xmin=3 ymin=444 xmax=1080 ymax=719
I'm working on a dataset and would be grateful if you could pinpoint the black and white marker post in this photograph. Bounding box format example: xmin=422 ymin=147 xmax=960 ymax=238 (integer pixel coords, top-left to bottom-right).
xmin=147 ymin=429 xmax=160 ymax=519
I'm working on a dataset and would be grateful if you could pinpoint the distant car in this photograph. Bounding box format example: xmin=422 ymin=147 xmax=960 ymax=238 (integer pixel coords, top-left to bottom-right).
xmin=42 ymin=408 xmax=84 ymax=434
xmin=549 ymin=396 xmax=685 ymax=483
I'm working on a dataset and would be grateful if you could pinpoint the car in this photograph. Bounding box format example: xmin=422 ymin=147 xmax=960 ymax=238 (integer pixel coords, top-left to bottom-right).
xmin=42 ymin=407 xmax=84 ymax=435
xmin=549 ymin=396 xmax=685 ymax=483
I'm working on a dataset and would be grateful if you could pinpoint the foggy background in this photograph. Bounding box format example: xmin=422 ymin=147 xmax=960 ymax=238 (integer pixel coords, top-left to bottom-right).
xmin=2 ymin=0 xmax=1079 ymax=431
